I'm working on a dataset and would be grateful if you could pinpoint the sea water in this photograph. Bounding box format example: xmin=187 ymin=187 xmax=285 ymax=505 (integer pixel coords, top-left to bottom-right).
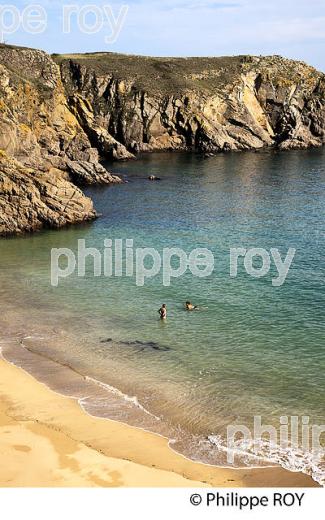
xmin=0 ymin=149 xmax=324 ymax=483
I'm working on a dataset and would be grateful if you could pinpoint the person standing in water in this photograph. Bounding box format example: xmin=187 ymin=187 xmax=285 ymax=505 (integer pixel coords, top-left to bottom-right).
xmin=158 ymin=304 xmax=167 ymax=320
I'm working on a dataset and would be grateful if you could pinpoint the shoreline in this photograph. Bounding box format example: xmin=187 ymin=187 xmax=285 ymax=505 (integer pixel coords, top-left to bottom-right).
xmin=0 ymin=357 xmax=318 ymax=487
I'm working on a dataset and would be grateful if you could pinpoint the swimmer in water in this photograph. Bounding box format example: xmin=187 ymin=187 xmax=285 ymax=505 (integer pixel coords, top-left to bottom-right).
xmin=185 ymin=301 xmax=199 ymax=311
xmin=158 ymin=304 xmax=167 ymax=319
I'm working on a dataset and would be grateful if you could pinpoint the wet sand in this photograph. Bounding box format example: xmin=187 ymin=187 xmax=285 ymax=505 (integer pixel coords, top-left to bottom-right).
xmin=0 ymin=358 xmax=318 ymax=487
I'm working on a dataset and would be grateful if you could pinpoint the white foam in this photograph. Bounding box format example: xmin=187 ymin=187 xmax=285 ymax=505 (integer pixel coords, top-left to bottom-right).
xmin=5 ymin=337 xmax=324 ymax=486
xmin=208 ymin=435 xmax=325 ymax=487
xmin=84 ymin=375 xmax=161 ymax=421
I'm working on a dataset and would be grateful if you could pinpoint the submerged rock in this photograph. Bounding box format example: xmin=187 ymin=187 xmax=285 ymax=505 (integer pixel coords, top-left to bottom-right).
xmin=100 ymin=338 xmax=170 ymax=352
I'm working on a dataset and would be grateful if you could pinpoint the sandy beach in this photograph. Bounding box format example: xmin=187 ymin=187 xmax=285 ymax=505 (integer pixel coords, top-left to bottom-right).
xmin=0 ymin=358 xmax=318 ymax=488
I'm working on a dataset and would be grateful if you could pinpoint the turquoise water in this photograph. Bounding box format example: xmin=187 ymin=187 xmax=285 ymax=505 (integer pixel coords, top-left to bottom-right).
xmin=0 ymin=149 xmax=325 ymax=482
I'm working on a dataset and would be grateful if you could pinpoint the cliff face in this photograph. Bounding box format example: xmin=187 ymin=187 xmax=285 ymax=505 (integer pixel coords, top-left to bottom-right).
xmin=0 ymin=45 xmax=120 ymax=236
xmin=0 ymin=152 xmax=96 ymax=235
xmin=1 ymin=46 xmax=325 ymax=236
xmin=57 ymin=53 xmax=325 ymax=158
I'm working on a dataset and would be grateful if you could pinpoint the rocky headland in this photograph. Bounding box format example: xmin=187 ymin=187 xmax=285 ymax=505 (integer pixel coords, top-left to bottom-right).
xmin=1 ymin=44 xmax=325 ymax=235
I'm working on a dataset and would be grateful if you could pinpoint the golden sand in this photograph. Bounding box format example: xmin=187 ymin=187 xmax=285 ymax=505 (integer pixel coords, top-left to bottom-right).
xmin=0 ymin=359 xmax=318 ymax=487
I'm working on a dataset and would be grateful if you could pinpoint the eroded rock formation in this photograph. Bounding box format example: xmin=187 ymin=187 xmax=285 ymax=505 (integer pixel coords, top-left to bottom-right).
xmin=1 ymin=45 xmax=325 ymax=235
xmin=57 ymin=53 xmax=325 ymax=157
xmin=0 ymin=45 xmax=121 ymax=236
xmin=0 ymin=152 xmax=96 ymax=235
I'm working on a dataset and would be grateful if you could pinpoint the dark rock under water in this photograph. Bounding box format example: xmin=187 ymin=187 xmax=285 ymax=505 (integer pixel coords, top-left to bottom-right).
xmin=100 ymin=338 xmax=170 ymax=352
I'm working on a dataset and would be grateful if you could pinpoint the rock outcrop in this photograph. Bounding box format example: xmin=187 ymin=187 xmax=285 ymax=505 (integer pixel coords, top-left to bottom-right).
xmin=0 ymin=45 xmax=121 ymax=236
xmin=0 ymin=151 xmax=96 ymax=235
xmin=1 ymin=45 xmax=325 ymax=236
xmin=56 ymin=53 xmax=325 ymax=157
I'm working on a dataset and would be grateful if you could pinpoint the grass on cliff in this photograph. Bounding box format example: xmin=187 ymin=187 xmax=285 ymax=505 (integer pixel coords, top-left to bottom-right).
xmin=53 ymin=53 xmax=258 ymax=95
xmin=53 ymin=52 xmax=322 ymax=96
xmin=0 ymin=44 xmax=321 ymax=97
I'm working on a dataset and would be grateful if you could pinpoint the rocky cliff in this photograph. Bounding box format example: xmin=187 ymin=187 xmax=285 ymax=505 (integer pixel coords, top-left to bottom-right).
xmin=0 ymin=45 xmax=121 ymax=236
xmin=56 ymin=52 xmax=325 ymax=158
xmin=1 ymin=45 xmax=325 ymax=235
xmin=0 ymin=151 xmax=97 ymax=234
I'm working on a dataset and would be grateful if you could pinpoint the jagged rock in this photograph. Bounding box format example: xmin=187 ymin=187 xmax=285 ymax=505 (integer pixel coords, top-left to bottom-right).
xmin=56 ymin=53 xmax=325 ymax=154
xmin=1 ymin=45 xmax=325 ymax=236
xmin=68 ymin=94 xmax=134 ymax=160
xmin=0 ymin=44 xmax=121 ymax=236
xmin=0 ymin=152 xmax=96 ymax=235
xmin=67 ymin=160 xmax=122 ymax=185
